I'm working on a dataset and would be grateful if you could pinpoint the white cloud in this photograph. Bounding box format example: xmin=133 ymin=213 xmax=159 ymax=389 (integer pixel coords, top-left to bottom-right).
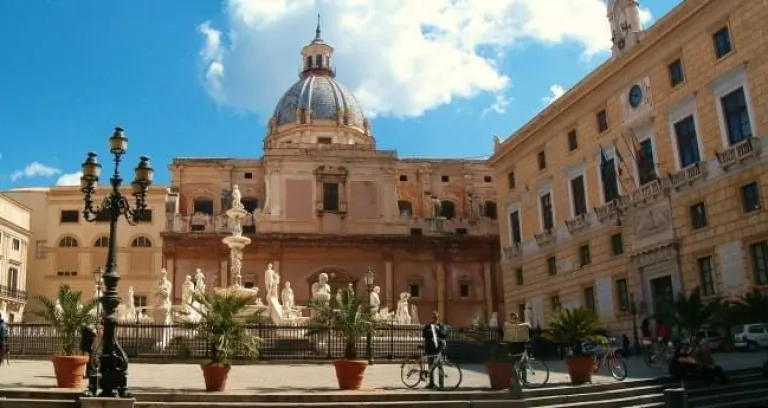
xmin=9 ymin=162 xmax=61 ymax=182
xmin=197 ymin=0 xmax=649 ymax=119
xmin=56 ymin=172 xmax=83 ymax=186
xmin=481 ymin=93 xmax=513 ymax=118
xmin=542 ymin=84 xmax=566 ymax=105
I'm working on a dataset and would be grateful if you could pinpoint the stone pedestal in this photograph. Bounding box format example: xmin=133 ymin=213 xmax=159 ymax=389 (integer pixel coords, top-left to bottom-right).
xmin=663 ymin=388 xmax=687 ymax=408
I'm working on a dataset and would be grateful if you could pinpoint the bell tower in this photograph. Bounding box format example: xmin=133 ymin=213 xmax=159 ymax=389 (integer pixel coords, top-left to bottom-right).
xmin=608 ymin=0 xmax=646 ymax=58
xmin=301 ymin=14 xmax=335 ymax=78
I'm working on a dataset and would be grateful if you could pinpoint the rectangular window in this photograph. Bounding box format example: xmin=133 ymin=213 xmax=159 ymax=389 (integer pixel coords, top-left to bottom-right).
xmin=673 ymin=116 xmax=702 ymax=168
xmin=570 ymin=175 xmax=587 ymax=216
xmin=713 ymin=27 xmax=733 ymax=59
xmin=538 ymin=151 xmax=547 ymax=170
xmin=322 ymin=182 xmax=340 ymax=212
xmin=721 ymin=87 xmax=753 ymax=145
xmin=509 ymin=211 xmax=522 ymax=244
xmin=399 ymin=175 xmax=408 ymax=182
xmin=138 ymin=209 xmax=153 ymax=223
xmin=579 ymin=245 xmax=591 ymax=266
xmin=584 ymin=287 xmax=596 ymax=311
xmin=550 ymin=295 xmax=561 ymax=311
xmin=60 ymin=210 xmax=79 ymax=223
xmin=244 ymin=172 xmax=253 ymax=179
xmin=638 ymin=139 xmax=657 ymax=185
xmin=507 ymin=171 xmax=516 ymax=189
xmin=600 ymin=158 xmax=620 ymax=202
xmin=11 ymin=238 xmax=20 ymax=251
xmin=459 ymin=283 xmax=470 ymax=298
xmin=6 ymin=267 xmax=18 ymax=290
xmin=317 ymin=137 xmax=332 ymax=144
xmin=668 ymin=59 xmax=685 ymax=87
xmin=547 ymin=256 xmax=557 ymax=276
xmin=616 ymin=279 xmax=630 ymax=312
xmin=742 ymin=182 xmax=761 ymax=212
xmin=193 ymin=200 xmax=214 ymax=215
xmin=515 ymin=268 xmax=524 ymax=285
xmin=690 ymin=202 xmax=708 ymax=230
xmin=568 ymin=130 xmax=578 ymax=151
xmin=409 ymin=284 xmax=421 ymax=298
xmin=441 ymin=175 xmax=450 ymax=182
xmin=611 ymin=233 xmax=624 ymax=256
xmin=484 ymin=176 xmax=492 ymax=183
xmin=133 ymin=295 xmax=149 ymax=308
xmin=698 ymin=257 xmax=716 ymax=296
xmin=540 ymin=193 xmax=554 ymax=230
xmin=750 ymin=241 xmax=768 ymax=285
xmin=597 ymin=110 xmax=608 ymax=133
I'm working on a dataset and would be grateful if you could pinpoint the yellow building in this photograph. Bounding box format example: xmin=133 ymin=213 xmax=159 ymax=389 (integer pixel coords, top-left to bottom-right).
xmin=0 ymin=194 xmax=31 ymax=322
xmin=4 ymin=186 xmax=167 ymax=319
xmin=489 ymin=0 xmax=768 ymax=335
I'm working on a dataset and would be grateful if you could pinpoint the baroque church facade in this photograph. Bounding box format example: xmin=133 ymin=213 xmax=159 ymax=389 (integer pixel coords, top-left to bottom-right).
xmin=163 ymin=24 xmax=502 ymax=325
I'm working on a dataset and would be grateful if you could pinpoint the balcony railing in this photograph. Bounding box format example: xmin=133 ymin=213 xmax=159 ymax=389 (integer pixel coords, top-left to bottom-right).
xmin=165 ymin=213 xmax=257 ymax=234
xmin=0 ymin=285 xmax=27 ymax=301
xmin=502 ymin=242 xmax=522 ymax=260
xmin=565 ymin=213 xmax=589 ymax=234
xmin=594 ymin=198 xmax=628 ymax=223
xmin=534 ymin=229 xmax=555 ymax=247
xmin=628 ymin=178 xmax=670 ymax=206
xmin=669 ymin=162 xmax=703 ymax=189
xmin=716 ymin=137 xmax=757 ymax=170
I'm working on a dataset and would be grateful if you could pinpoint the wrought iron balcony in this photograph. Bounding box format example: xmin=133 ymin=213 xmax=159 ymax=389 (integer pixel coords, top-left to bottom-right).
xmin=716 ymin=137 xmax=757 ymax=170
xmin=669 ymin=162 xmax=703 ymax=189
xmin=0 ymin=285 xmax=27 ymax=301
xmin=565 ymin=213 xmax=590 ymax=234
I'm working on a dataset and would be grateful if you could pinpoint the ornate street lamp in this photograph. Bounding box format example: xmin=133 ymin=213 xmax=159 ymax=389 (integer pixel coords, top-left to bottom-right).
xmin=80 ymin=126 xmax=153 ymax=398
xmin=363 ymin=266 xmax=375 ymax=365
xmin=93 ymin=267 xmax=104 ymax=320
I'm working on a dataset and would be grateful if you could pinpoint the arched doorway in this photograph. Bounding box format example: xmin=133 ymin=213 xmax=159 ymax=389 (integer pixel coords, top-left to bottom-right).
xmin=306 ymin=266 xmax=358 ymax=296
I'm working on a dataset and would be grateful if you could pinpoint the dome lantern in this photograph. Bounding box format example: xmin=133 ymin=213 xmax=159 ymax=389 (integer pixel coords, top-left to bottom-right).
xmin=301 ymin=14 xmax=335 ymax=78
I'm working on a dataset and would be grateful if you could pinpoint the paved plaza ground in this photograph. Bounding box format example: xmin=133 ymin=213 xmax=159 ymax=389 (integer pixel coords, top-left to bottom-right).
xmin=0 ymin=353 xmax=762 ymax=394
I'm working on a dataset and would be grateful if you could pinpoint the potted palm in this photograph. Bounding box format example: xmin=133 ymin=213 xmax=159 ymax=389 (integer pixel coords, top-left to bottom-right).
xmin=305 ymin=287 xmax=375 ymax=390
xmin=543 ymin=307 xmax=604 ymax=385
xmin=467 ymin=322 xmax=511 ymax=390
xmin=186 ymin=291 xmax=262 ymax=391
xmin=35 ymin=284 xmax=97 ymax=388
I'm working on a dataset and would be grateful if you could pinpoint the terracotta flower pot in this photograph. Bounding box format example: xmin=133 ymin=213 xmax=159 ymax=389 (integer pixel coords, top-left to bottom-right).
xmin=333 ymin=360 xmax=368 ymax=390
xmin=201 ymin=363 xmax=231 ymax=392
xmin=485 ymin=361 xmax=515 ymax=390
xmin=51 ymin=355 xmax=89 ymax=389
xmin=565 ymin=355 xmax=595 ymax=385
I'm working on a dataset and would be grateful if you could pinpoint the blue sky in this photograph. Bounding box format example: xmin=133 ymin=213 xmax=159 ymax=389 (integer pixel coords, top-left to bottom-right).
xmin=0 ymin=0 xmax=680 ymax=188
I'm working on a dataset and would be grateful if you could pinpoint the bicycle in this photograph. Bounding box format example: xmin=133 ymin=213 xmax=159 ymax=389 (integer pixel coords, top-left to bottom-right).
xmin=592 ymin=338 xmax=627 ymax=381
xmin=400 ymin=345 xmax=463 ymax=391
xmin=510 ymin=342 xmax=550 ymax=388
xmin=643 ymin=337 xmax=673 ymax=372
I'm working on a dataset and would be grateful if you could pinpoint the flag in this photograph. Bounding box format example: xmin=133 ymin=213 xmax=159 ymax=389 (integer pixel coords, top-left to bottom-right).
xmin=599 ymin=145 xmax=609 ymax=171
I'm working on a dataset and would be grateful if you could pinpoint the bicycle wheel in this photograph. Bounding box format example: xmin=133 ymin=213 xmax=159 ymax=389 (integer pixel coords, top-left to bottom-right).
xmin=518 ymin=359 xmax=549 ymax=388
xmin=400 ymin=356 xmax=424 ymax=389
xmin=434 ymin=360 xmax=463 ymax=391
xmin=608 ymin=355 xmax=628 ymax=381
xmin=644 ymin=347 xmax=663 ymax=369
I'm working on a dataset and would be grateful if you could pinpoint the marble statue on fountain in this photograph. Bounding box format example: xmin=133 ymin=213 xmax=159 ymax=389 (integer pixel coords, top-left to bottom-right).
xmin=311 ymin=272 xmax=332 ymax=304
xmin=194 ymin=268 xmax=207 ymax=294
xmin=264 ymin=263 xmax=280 ymax=301
xmin=394 ymin=292 xmax=412 ymax=325
xmin=369 ymin=286 xmax=381 ymax=314
xmin=154 ymin=268 xmax=173 ymax=325
xmin=281 ymin=281 xmax=294 ymax=312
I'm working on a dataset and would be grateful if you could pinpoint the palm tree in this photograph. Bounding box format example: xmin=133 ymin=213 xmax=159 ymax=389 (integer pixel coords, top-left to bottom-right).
xmin=657 ymin=287 xmax=714 ymax=339
xmin=735 ymin=290 xmax=768 ymax=324
xmin=187 ymin=292 xmax=261 ymax=364
xmin=305 ymin=287 xmax=375 ymax=360
xmin=35 ymin=284 xmax=97 ymax=356
xmin=542 ymin=307 xmax=604 ymax=355
xmin=708 ymin=299 xmax=739 ymax=350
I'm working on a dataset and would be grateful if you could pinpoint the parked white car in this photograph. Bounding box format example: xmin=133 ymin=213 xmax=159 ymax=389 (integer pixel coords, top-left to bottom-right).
xmin=733 ymin=324 xmax=768 ymax=351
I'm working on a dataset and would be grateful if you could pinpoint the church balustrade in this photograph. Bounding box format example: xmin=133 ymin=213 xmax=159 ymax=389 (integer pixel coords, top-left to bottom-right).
xmin=165 ymin=213 xmax=257 ymax=234
xmin=716 ymin=137 xmax=758 ymax=170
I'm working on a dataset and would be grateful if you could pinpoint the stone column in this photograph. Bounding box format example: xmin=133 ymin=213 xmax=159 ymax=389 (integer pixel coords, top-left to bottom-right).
xmin=436 ymin=262 xmax=446 ymax=319
xmin=483 ymin=262 xmax=493 ymax=320
xmin=220 ymin=259 xmax=228 ymax=288
xmin=385 ymin=261 xmax=394 ymax=308
xmin=165 ymin=258 xmax=176 ymax=301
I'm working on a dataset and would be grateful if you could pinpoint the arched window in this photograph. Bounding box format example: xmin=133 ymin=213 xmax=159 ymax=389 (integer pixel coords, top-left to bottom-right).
xmin=193 ymin=199 xmax=214 ymax=215
xmin=131 ymin=236 xmax=152 ymax=247
xmin=483 ymin=201 xmax=498 ymax=219
xmin=440 ymin=200 xmax=456 ymax=220
xmin=315 ymin=54 xmax=323 ymax=68
xmin=59 ymin=237 xmax=79 ymax=247
xmin=242 ymin=198 xmax=259 ymax=213
xmin=397 ymin=200 xmax=413 ymax=217
xmin=93 ymin=236 xmax=109 ymax=247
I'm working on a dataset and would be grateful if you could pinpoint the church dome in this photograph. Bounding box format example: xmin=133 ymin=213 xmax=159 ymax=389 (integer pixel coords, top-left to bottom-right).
xmin=272 ymin=75 xmax=366 ymax=129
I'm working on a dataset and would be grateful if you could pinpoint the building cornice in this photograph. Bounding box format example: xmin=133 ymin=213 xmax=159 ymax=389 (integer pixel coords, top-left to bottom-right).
xmin=489 ymin=0 xmax=714 ymax=166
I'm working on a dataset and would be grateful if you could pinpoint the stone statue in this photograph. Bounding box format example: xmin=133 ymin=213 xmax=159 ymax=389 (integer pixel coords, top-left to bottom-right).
xmin=264 ymin=263 xmax=280 ymax=300
xmin=281 ymin=281 xmax=295 ymax=310
xmin=347 ymin=282 xmax=355 ymax=295
xmin=231 ymin=251 xmax=243 ymax=287
xmin=410 ymin=303 xmax=420 ymax=325
xmin=156 ymin=268 xmax=172 ymax=308
xmin=369 ymin=286 xmax=381 ymax=313
xmin=194 ymin=268 xmax=206 ymax=293
xmin=231 ymin=184 xmax=244 ymax=210
xmin=395 ymin=292 xmax=411 ymax=324
xmin=127 ymin=286 xmax=136 ymax=310
xmin=181 ymin=275 xmax=195 ymax=307
xmin=54 ymin=299 xmax=64 ymax=316
xmin=311 ymin=272 xmax=332 ymax=302
xmin=431 ymin=196 xmax=442 ymax=219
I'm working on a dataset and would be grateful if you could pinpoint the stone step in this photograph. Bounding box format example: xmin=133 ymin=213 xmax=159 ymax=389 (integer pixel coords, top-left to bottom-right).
xmin=0 ymin=398 xmax=75 ymax=408
xmin=688 ymin=380 xmax=768 ymax=408
xmin=696 ymin=395 xmax=768 ymax=408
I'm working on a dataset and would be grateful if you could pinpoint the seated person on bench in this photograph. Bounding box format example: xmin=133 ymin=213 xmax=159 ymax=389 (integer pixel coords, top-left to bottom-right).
xmin=694 ymin=338 xmax=728 ymax=385
xmin=669 ymin=340 xmax=699 ymax=381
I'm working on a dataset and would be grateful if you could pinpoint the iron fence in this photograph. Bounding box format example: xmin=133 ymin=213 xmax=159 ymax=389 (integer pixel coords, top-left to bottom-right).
xmin=0 ymin=285 xmax=27 ymax=300
xmin=6 ymin=323 xmax=501 ymax=362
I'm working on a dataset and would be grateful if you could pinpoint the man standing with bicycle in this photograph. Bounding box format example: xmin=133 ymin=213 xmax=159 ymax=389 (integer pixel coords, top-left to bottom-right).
xmin=422 ymin=311 xmax=448 ymax=389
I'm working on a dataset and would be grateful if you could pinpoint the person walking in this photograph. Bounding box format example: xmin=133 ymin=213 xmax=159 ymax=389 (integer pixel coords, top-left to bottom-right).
xmin=422 ymin=311 xmax=448 ymax=389
xmin=0 ymin=314 xmax=9 ymax=366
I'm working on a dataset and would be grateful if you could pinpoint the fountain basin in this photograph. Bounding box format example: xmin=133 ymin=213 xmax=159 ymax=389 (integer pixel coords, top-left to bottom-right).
xmin=214 ymin=286 xmax=260 ymax=301
xmin=222 ymin=235 xmax=252 ymax=248
xmin=226 ymin=207 xmax=249 ymax=220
